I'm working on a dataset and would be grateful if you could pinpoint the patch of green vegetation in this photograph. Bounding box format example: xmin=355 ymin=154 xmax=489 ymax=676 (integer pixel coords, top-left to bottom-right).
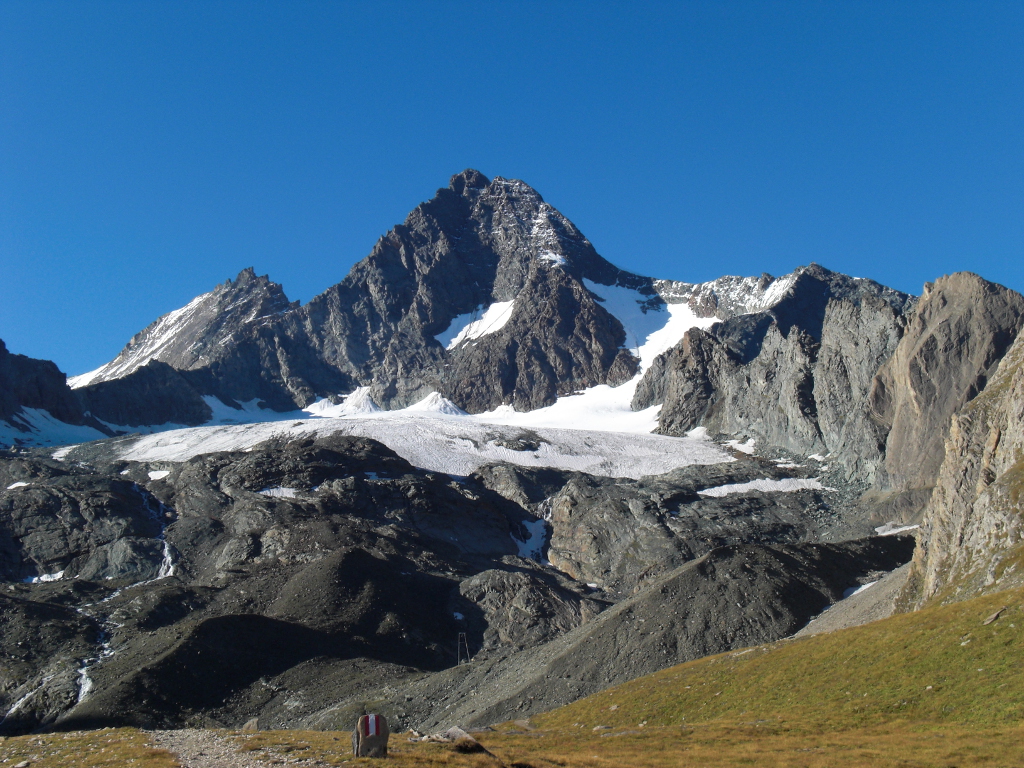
xmin=535 ymin=586 xmax=1024 ymax=732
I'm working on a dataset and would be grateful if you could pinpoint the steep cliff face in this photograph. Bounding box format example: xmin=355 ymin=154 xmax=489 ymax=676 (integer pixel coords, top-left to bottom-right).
xmin=899 ymin=326 xmax=1024 ymax=608
xmin=635 ymin=266 xmax=913 ymax=481
xmin=75 ymin=361 xmax=212 ymax=428
xmin=0 ymin=340 xmax=88 ymax=427
xmin=866 ymin=273 xmax=1024 ymax=520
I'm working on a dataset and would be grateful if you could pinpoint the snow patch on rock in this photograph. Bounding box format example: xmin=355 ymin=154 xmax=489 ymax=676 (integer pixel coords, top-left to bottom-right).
xmin=436 ymin=301 xmax=516 ymax=350
xmin=843 ymin=581 xmax=877 ymax=599
xmin=0 ymin=408 xmax=108 ymax=449
xmin=698 ymin=477 xmax=829 ymax=497
xmin=259 ymin=487 xmax=299 ymax=498
xmin=406 ymin=392 xmax=468 ymax=416
xmin=513 ymin=518 xmax=549 ymax=562
xmin=726 ymin=438 xmax=757 ymax=455
xmin=303 ymin=388 xmax=383 ymax=418
xmin=538 ymin=251 xmax=568 ymax=267
xmin=874 ymin=523 xmax=921 ymax=537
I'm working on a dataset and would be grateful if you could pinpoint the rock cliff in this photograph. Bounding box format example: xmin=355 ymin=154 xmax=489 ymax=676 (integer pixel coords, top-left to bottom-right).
xmin=0 ymin=341 xmax=95 ymax=430
xmin=899 ymin=320 xmax=1024 ymax=607
xmin=865 ymin=273 xmax=1024 ymax=521
xmin=635 ymin=265 xmax=914 ymax=482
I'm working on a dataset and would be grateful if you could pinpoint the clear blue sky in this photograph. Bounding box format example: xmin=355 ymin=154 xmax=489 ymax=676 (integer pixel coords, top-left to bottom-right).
xmin=2 ymin=1 xmax=1022 ymax=376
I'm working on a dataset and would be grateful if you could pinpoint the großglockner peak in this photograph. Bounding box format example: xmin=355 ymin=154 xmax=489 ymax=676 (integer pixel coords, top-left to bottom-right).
xmin=68 ymin=170 xmax=913 ymax=433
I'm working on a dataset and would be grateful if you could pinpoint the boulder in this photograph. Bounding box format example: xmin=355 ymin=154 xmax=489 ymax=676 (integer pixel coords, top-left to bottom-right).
xmin=352 ymin=713 xmax=389 ymax=757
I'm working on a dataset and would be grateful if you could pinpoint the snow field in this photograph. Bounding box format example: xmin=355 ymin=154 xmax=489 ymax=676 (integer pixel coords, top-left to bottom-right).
xmin=112 ymin=414 xmax=735 ymax=480
xmin=698 ymin=478 xmax=831 ymax=497
xmin=435 ymin=300 xmax=516 ymax=350
xmin=0 ymin=408 xmax=108 ymax=448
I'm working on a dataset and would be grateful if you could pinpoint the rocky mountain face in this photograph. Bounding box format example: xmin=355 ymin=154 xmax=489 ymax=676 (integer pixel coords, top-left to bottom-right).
xmin=70 ymin=269 xmax=353 ymax=421
xmin=0 ymin=341 xmax=101 ymax=432
xmin=634 ymin=265 xmax=915 ymax=484
xmin=898 ymin=318 xmax=1024 ymax=609
xmin=302 ymin=170 xmax=642 ymax=412
xmin=61 ymin=171 xmax=924 ymax=437
xmin=637 ymin=270 xmax=1024 ymax=532
xmin=5 ymin=173 xmax=1019 ymax=517
xmin=864 ymin=273 xmax=1024 ymax=522
xmin=67 ymin=171 xmax=647 ymax=421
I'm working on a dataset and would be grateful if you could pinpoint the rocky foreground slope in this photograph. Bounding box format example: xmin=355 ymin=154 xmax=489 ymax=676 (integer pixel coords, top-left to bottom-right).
xmin=1 ymin=430 xmax=911 ymax=734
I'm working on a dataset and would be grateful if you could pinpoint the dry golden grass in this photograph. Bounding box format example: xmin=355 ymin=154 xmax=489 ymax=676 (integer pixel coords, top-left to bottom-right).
xmin=0 ymin=727 xmax=176 ymax=768
xmin=231 ymin=724 xmax=1024 ymax=767
xmin=482 ymin=721 xmax=1024 ymax=767
xmin=537 ymin=586 xmax=1024 ymax=732
xmin=5 ymin=723 xmax=1023 ymax=768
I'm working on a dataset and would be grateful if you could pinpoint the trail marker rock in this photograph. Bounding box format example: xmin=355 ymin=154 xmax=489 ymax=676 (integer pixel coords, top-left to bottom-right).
xmin=352 ymin=713 xmax=390 ymax=757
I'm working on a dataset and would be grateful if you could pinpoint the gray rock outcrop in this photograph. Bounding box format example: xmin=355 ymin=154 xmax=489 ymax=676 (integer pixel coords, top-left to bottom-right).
xmin=76 ymin=360 xmax=213 ymax=427
xmin=866 ymin=273 xmax=1024 ymax=520
xmin=0 ymin=457 xmax=166 ymax=582
xmin=899 ymin=320 xmax=1024 ymax=607
xmin=635 ymin=265 xmax=914 ymax=481
xmin=0 ymin=340 xmax=108 ymax=441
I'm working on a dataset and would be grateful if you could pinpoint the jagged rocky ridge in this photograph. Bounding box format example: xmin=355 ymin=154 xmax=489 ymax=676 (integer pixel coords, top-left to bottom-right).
xmin=68 ymin=170 xmax=650 ymax=417
xmin=0 ymin=170 xmax=933 ymax=494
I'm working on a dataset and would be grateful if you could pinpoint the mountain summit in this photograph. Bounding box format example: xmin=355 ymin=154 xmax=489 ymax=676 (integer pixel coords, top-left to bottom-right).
xmin=66 ymin=170 xmax=912 ymax=438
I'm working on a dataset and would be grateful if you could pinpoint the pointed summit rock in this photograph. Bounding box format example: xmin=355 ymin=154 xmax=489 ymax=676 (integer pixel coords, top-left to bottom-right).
xmin=448 ymin=168 xmax=489 ymax=194
xmin=291 ymin=171 xmax=652 ymax=410
xmin=70 ymin=268 xmax=297 ymax=388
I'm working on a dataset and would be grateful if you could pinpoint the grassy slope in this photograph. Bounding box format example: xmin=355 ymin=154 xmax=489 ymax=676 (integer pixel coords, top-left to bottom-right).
xmin=2 ymin=587 xmax=1022 ymax=767
xmin=536 ymin=586 xmax=1024 ymax=731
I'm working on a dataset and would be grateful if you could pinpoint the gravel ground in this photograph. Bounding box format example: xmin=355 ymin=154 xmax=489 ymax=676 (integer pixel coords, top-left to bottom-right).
xmin=148 ymin=729 xmax=331 ymax=768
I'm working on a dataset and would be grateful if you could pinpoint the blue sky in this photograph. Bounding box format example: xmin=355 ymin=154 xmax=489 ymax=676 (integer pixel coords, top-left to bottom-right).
xmin=2 ymin=1 xmax=1022 ymax=376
